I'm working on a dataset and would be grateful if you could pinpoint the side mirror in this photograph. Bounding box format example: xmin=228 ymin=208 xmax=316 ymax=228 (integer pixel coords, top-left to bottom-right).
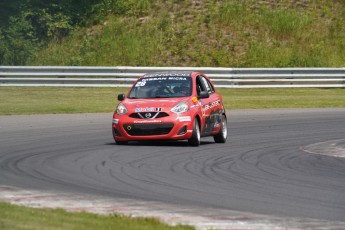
xmin=198 ymin=91 xmax=209 ymax=99
xmin=117 ymin=93 xmax=125 ymax=101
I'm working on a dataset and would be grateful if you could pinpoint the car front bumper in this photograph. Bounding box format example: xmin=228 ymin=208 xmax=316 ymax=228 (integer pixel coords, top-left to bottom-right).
xmin=112 ymin=114 xmax=195 ymax=142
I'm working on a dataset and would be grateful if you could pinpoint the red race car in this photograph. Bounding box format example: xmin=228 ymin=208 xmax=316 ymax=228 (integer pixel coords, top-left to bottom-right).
xmin=112 ymin=71 xmax=227 ymax=146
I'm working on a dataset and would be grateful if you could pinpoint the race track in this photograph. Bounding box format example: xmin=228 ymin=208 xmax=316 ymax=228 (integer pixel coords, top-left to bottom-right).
xmin=1 ymin=108 xmax=345 ymax=225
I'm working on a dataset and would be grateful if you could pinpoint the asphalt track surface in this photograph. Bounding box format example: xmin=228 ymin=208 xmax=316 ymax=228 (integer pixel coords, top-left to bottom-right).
xmin=1 ymin=108 xmax=345 ymax=224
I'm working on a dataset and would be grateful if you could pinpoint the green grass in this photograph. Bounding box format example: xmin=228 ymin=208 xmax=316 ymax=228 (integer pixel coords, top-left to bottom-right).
xmin=0 ymin=202 xmax=194 ymax=230
xmin=27 ymin=0 xmax=345 ymax=67
xmin=218 ymin=88 xmax=345 ymax=109
xmin=0 ymin=87 xmax=126 ymax=115
xmin=0 ymin=87 xmax=344 ymax=115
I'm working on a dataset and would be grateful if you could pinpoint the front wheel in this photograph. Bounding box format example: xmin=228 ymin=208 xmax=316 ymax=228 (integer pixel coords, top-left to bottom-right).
xmin=188 ymin=119 xmax=201 ymax=146
xmin=213 ymin=115 xmax=227 ymax=143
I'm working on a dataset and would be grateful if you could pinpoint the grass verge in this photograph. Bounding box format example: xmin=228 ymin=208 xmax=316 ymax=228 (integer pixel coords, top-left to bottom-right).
xmin=0 ymin=202 xmax=193 ymax=230
xmin=0 ymin=87 xmax=344 ymax=115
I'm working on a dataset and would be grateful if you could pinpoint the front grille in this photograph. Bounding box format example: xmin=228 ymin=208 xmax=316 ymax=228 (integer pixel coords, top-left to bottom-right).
xmin=129 ymin=112 xmax=169 ymax=119
xmin=123 ymin=123 xmax=174 ymax=136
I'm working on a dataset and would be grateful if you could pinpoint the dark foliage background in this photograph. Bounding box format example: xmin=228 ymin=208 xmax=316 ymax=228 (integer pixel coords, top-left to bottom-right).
xmin=0 ymin=0 xmax=122 ymax=65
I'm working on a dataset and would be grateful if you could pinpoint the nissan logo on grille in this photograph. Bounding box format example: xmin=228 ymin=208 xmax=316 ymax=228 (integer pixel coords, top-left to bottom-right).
xmin=145 ymin=113 xmax=152 ymax=118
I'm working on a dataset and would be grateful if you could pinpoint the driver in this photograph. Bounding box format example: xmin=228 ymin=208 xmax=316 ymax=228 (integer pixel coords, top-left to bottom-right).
xmin=175 ymin=83 xmax=190 ymax=96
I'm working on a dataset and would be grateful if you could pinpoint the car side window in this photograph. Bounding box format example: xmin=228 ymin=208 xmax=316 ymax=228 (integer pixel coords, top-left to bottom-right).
xmin=196 ymin=76 xmax=206 ymax=96
xmin=200 ymin=76 xmax=215 ymax=94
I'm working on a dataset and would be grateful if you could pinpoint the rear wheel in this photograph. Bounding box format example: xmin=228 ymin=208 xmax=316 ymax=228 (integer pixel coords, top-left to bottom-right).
xmin=188 ymin=119 xmax=201 ymax=146
xmin=213 ymin=115 xmax=227 ymax=143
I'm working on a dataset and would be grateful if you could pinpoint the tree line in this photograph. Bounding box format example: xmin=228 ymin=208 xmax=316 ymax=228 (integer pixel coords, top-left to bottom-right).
xmin=0 ymin=0 xmax=129 ymax=65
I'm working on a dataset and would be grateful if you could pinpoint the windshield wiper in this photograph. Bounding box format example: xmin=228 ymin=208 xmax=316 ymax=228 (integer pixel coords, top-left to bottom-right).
xmin=155 ymin=95 xmax=170 ymax=98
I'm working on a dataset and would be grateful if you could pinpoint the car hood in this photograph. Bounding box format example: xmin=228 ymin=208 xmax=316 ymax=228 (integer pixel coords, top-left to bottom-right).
xmin=123 ymin=98 xmax=189 ymax=113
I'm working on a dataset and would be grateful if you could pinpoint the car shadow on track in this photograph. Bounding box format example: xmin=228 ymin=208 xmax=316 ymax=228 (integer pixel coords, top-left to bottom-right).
xmin=105 ymin=140 xmax=215 ymax=147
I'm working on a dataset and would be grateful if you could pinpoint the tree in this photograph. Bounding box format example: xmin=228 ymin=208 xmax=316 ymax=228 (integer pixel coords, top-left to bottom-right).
xmin=0 ymin=0 xmax=124 ymax=65
xmin=0 ymin=0 xmax=22 ymax=26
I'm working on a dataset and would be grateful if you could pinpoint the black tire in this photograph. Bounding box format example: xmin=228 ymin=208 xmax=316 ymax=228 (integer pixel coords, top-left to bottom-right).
xmin=188 ymin=119 xmax=201 ymax=146
xmin=213 ymin=115 xmax=227 ymax=143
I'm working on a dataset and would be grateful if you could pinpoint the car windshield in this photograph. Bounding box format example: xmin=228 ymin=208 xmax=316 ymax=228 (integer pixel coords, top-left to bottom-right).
xmin=128 ymin=74 xmax=192 ymax=99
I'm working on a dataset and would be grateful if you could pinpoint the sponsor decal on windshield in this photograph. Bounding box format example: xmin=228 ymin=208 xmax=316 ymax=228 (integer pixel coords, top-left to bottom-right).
xmin=135 ymin=76 xmax=189 ymax=87
xmin=145 ymin=73 xmax=190 ymax=78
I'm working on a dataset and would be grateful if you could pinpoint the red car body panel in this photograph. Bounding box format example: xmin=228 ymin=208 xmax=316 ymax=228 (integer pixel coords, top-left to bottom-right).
xmin=112 ymin=71 xmax=226 ymax=144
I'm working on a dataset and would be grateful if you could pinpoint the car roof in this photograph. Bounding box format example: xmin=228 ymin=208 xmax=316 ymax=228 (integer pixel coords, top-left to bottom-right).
xmin=143 ymin=71 xmax=192 ymax=78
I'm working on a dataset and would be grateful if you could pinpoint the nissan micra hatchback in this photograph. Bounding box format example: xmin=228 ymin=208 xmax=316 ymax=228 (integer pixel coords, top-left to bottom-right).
xmin=112 ymin=71 xmax=227 ymax=146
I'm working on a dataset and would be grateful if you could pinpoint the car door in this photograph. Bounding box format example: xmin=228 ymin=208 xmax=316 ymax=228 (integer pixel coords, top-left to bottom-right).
xmin=196 ymin=75 xmax=222 ymax=136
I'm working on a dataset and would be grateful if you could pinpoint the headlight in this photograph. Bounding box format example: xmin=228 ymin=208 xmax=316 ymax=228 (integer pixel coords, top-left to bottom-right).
xmin=116 ymin=103 xmax=128 ymax=115
xmin=171 ymin=101 xmax=189 ymax=114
